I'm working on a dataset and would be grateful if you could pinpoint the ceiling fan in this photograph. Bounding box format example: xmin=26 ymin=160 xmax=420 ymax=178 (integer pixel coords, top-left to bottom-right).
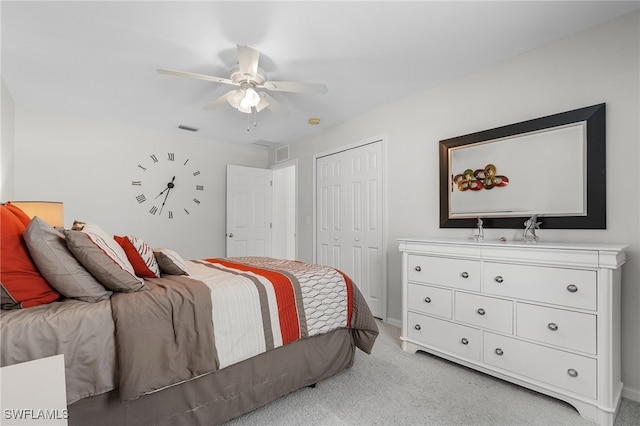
xmin=157 ymin=44 xmax=328 ymax=116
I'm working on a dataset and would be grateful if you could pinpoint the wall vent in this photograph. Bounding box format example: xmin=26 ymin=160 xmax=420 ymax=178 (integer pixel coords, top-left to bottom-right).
xmin=178 ymin=124 xmax=199 ymax=132
xmin=275 ymin=145 xmax=290 ymax=163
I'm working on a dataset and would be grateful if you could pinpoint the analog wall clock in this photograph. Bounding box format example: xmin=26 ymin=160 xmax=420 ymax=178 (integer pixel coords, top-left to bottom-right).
xmin=131 ymin=152 xmax=204 ymax=219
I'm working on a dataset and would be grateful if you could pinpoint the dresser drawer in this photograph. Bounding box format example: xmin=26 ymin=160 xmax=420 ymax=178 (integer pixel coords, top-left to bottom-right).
xmin=407 ymin=255 xmax=480 ymax=292
xmin=454 ymin=292 xmax=513 ymax=334
xmin=407 ymin=284 xmax=452 ymax=319
xmin=483 ymin=262 xmax=597 ymax=310
xmin=516 ymin=303 xmax=596 ymax=355
xmin=483 ymin=332 xmax=596 ymax=398
xmin=407 ymin=312 xmax=481 ymax=361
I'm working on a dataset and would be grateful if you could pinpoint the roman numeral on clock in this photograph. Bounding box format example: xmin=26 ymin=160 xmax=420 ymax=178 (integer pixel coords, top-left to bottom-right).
xmin=168 ymin=153 xmax=174 ymax=161
xmin=136 ymin=194 xmax=146 ymax=203
xmin=149 ymin=206 xmax=158 ymax=215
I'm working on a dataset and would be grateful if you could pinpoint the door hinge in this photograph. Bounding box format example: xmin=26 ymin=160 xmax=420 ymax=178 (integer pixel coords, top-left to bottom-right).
xmin=270 ymin=222 xmax=272 ymax=229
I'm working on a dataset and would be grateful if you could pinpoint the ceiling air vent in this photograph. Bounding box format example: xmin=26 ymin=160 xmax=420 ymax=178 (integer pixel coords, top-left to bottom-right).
xmin=178 ymin=124 xmax=198 ymax=132
xmin=252 ymin=140 xmax=279 ymax=149
xmin=275 ymin=145 xmax=289 ymax=163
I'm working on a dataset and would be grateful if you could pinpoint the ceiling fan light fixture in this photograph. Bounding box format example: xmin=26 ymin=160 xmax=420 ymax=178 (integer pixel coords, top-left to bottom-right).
xmin=240 ymin=86 xmax=261 ymax=109
xmin=159 ymin=44 xmax=327 ymax=119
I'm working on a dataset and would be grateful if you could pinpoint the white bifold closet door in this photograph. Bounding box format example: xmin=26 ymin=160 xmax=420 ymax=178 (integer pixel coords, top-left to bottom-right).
xmin=316 ymin=140 xmax=385 ymax=319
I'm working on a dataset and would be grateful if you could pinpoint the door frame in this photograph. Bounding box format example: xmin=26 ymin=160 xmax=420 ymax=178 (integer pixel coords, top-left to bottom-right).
xmin=312 ymin=134 xmax=388 ymax=322
xmin=270 ymin=159 xmax=298 ymax=260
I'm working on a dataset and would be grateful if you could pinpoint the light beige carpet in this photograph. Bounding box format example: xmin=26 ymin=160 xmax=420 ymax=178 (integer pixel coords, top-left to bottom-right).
xmin=225 ymin=320 xmax=640 ymax=425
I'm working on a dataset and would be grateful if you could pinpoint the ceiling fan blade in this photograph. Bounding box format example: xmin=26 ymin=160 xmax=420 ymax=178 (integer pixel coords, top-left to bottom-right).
xmin=255 ymin=93 xmax=270 ymax=113
xmin=202 ymin=91 xmax=235 ymax=110
xmin=157 ymin=68 xmax=235 ymax=85
xmin=237 ymin=45 xmax=260 ymax=78
xmin=261 ymin=80 xmax=327 ymax=94
xmin=260 ymin=92 xmax=289 ymax=116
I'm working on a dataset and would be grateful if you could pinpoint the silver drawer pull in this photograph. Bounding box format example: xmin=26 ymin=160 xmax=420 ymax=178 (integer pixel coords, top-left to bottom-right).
xmin=495 ymin=348 xmax=504 ymax=356
xmin=495 ymin=276 xmax=504 ymax=283
xmin=567 ymin=369 xmax=579 ymax=378
xmin=414 ymin=266 xmax=422 ymax=272
xmin=461 ymin=272 xmax=469 ymax=279
xmin=477 ymin=308 xmax=486 ymax=316
xmin=548 ymin=323 xmax=559 ymax=331
xmin=566 ymin=284 xmax=578 ymax=293
xmin=424 ymin=297 xmax=432 ymax=303
xmin=414 ymin=324 xmax=421 ymax=331
xmin=461 ymin=338 xmax=469 ymax=345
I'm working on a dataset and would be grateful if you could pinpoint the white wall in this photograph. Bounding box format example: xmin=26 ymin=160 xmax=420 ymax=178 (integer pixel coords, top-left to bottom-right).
xmin=1 ymin=77 xmax=15 ymax=200
xmin=281 ymin=11 xmax=640 ymax=398
xmin=13 ymin=107 xmax=268 ymax=259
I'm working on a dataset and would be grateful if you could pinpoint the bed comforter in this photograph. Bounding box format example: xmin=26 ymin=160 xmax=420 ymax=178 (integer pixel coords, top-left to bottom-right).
xmin=1 ymin=257 xmax=378 ymax=405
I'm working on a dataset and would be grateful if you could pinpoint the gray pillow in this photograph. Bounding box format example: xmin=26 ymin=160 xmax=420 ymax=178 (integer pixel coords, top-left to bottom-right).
xmin=154 ymin=248 xmax=189 ymax=276
xmin=23 ymin=217 xmax=112 ymax=302
xmin=64 ymin=230 xmax=149 ymax=293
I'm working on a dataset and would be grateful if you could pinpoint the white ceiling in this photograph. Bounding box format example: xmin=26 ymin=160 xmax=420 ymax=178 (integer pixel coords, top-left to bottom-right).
xmin=2 ymin=1 xmax=639 ymax=148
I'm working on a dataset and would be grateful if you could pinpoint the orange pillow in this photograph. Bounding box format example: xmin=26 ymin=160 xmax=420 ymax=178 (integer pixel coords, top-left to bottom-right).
xmin=0 ymin=205 xmax=60 ymax=309
xmin=114 ymin=235 xmax=159 ymax=278
xmin=4 ymin=202 xmax=32 ymax=227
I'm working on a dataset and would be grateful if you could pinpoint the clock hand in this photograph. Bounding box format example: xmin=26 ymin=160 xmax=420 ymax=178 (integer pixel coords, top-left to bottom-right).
xmin=155 ymin=187 xmax=169 ymax=199
xmin=155 ymin=176 xmax=176 ymax=199
xmin=158 ymin=176 xmax=175 ymax=215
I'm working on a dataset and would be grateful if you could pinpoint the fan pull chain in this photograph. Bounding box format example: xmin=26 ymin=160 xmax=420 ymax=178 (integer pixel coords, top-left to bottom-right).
xmin=246 ymin=107 xmax=258 ymax=131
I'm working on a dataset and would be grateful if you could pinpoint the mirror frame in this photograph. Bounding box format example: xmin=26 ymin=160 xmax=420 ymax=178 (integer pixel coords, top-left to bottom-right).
xmin=439 ymin=103 xmax=606 ymax=229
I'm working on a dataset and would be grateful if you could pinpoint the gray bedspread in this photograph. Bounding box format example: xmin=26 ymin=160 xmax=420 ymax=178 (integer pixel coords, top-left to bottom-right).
xmin=110 ymin=275 xmax=218 ymax=401
xmin=1 ymin=257 xmax=379 ymax=409
xmin=0 ymin=299 xmax=117 ymax=404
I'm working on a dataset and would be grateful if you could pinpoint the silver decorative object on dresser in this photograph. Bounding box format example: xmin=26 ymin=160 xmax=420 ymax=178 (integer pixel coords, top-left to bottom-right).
xmin=398 ymin=238 xmax=626 ymax=425
xmin=522 ymin=214 xmax=542 ymax=243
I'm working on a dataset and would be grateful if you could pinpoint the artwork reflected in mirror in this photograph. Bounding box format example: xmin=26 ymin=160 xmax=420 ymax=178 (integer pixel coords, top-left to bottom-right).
xmin=439 ymin=103 xmax=606 ymax=229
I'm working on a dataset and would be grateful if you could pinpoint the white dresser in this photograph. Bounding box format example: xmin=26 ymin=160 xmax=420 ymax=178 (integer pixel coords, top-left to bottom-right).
xmin=398 ymin=238 xmax=626 ymax=425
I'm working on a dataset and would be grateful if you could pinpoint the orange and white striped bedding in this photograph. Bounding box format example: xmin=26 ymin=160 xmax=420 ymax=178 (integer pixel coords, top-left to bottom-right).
xmin=192 ymin=257 xmax=356 ymax=368
xmin=112 ymin=256 xmax=377 ymax=401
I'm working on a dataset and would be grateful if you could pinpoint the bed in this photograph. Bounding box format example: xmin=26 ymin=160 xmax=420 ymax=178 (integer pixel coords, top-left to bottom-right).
xmin=0 ymin=204 xmax=379 ymax=425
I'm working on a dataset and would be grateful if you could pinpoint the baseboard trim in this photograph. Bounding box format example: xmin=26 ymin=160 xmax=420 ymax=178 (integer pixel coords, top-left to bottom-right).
xmin=386 ymin=317 xmax=402 ymax=329
xmin=622 ymin=385 xmax=640 ymax=402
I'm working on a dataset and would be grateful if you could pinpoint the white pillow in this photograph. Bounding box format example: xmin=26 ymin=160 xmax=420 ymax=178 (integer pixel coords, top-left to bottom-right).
xmin=126 ymin=236 xmax=161 ymax=278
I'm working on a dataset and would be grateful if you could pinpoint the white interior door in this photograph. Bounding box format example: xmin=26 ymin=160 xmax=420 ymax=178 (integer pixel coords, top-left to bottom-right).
xmin=226 ymin=165 xmax=273 ymax=257
xmin=316 ymin=140 xmax=385 ymax=319
xmin=317 ymin=153 xmax=344 ymax=268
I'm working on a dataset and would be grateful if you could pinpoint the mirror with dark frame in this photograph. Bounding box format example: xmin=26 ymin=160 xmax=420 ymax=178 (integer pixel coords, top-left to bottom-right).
xmin=439 ymin=103 xmax=606 ymax=229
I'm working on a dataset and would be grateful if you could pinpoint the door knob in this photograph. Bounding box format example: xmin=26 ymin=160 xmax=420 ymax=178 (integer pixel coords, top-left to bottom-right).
xmin=227 ymin=233 xmax=234 ymax=238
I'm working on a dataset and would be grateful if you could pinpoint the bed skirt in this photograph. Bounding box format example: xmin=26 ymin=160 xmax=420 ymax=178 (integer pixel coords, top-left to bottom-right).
xmin=68 ymin=328 xmax=357 ymax=425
